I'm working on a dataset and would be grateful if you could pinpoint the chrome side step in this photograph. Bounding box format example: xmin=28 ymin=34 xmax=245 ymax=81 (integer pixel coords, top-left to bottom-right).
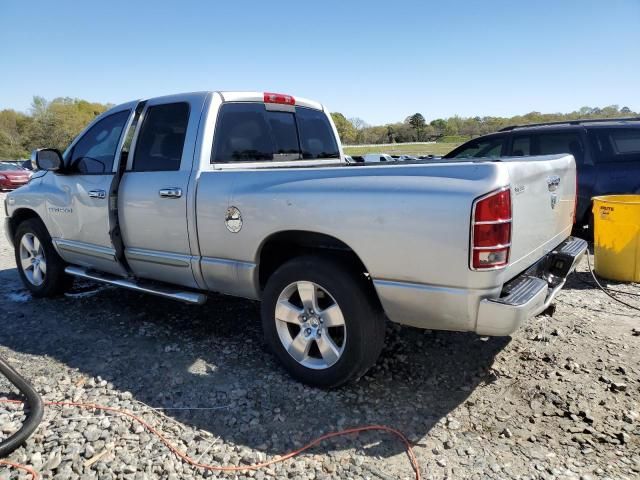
xmin=64 ymin=266 xmax=207 ymax=305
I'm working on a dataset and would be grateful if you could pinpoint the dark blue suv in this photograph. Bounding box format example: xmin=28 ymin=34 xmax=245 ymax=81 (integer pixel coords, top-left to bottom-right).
xmin=444 ymin=119 xmax=640 ymax=234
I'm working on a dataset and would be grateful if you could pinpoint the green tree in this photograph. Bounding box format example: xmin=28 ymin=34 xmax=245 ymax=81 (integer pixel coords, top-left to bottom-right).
xmin=348 ymin=117 xmax=368 ymax=144
xmin=0 ymin=109 xmax=32 ymax=159
xmin=408 ymin=113 xmax=426 ymax=140
xmin=24 ymin=96 xmax=110 ymax=153
xmin=330 ymin=112 xmax=357 ymax=144
xmin=429 ymin=119 xmax=447 ymax=136
xmin=386 ymin=125 xmax=395 ymax=143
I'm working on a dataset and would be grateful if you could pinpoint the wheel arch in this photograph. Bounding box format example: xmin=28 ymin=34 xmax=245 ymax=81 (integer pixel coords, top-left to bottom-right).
xmin=256 ymin=230 xmax=380 ymax=304
xmin=6 ymin=208 xmax=44 ymax=246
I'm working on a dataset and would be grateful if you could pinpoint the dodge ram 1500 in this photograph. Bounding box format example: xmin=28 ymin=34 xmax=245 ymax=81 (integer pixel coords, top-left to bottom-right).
xmin=4 ymin=91 xmax=587 ymax=387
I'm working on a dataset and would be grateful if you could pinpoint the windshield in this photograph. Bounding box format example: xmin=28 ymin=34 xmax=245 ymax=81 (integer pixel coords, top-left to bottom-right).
xmin=445 ymin=136 xmax=505 ymax=159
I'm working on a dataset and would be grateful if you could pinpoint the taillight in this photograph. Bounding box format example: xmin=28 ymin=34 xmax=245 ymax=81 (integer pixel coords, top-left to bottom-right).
xmin=263 ymin=92 xmax=295 ymax=105
xmin=471 ymin=188 xmax=511 ymax=270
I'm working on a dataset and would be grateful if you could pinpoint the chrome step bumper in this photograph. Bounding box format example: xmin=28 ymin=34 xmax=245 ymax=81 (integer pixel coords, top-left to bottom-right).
xmin=65 ymin=266 xmax=208 ymax=305
xmin=476 ymin=236 xmax=588 ymax=336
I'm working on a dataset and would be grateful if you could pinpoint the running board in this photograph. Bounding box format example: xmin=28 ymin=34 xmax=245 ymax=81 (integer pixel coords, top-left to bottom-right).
xmin=64 ymin=266 xmax=208 ymax=305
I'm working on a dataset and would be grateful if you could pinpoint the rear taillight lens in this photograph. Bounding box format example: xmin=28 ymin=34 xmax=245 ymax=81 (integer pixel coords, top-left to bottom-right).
xmin=471 ymin=188 xmax=512 ymax=270
xmin=473 ymin=223 xmax=511 ymax=247
xmin=474 ymin=189 xmax=511 ymax=222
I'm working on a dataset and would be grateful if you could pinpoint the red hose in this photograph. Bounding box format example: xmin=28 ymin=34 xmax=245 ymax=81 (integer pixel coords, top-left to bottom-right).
xmin=0 ymin=398 xmax=421 ymax=480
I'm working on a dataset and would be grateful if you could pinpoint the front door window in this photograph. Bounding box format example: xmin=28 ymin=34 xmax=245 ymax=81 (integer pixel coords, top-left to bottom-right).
xmin=67 ymin=110 xmax=130 ymax=174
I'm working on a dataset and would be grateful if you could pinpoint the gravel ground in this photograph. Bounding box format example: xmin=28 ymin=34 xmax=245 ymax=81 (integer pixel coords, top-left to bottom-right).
xmin=0 ymin=190 xmax=639 ymax=480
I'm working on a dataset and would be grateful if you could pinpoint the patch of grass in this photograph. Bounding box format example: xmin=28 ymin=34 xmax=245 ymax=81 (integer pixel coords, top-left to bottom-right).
xmin=437 ymin=135 xmax=473 ymax=143
xmin=344 ymin=142 xmax=460 ymax=157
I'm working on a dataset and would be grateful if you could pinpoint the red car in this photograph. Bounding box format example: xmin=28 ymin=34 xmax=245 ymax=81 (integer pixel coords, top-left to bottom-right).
xmin=0 ymin=163 xmax=32 ymax=190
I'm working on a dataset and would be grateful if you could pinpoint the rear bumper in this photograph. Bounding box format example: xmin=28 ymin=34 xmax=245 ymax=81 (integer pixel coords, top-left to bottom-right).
xmin=475 ymin=236 xmax=588 ymax=336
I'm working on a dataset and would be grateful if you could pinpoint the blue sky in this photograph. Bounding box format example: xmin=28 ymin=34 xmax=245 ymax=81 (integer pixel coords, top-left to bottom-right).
xmin=1 ymin=0 xmax=639 ymax=125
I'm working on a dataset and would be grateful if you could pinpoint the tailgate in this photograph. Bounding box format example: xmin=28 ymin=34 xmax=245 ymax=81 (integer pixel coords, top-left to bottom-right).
xmin=503 ymin=154 xmax=576 ymax=280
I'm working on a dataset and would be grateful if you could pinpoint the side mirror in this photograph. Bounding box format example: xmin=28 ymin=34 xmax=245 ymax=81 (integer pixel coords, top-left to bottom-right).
xmin=32 ymin=148 xmax=63 ymax=171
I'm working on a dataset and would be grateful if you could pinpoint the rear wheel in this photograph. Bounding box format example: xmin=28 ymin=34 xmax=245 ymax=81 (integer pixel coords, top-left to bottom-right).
xmin=14 ymin=218 xmax=72 ymax=297
xmin=261 ymin=256 xmax=385 ymax=388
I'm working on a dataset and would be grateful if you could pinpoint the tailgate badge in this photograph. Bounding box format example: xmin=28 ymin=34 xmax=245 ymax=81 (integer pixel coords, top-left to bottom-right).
xmin=547 ymin=176 xmax=561 ymax=192
xmin=550 ymin=194 xmax=558 ymax=209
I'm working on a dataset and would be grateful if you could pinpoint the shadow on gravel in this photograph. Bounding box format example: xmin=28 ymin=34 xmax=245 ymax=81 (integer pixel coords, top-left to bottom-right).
xmin=563 ymin=270 xmax=600 ymax=292
xmin=1 ymin=266 xmax=510 ymax=458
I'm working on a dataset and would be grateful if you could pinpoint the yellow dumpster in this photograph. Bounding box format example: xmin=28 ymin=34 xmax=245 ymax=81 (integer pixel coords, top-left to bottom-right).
xmin=592 ymin=195 xmax=640 ymax=282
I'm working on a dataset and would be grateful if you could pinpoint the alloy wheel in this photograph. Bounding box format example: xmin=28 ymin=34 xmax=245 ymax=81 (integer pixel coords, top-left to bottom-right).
xmin=274 ymin=281 xmax=347 ymax=369
xmin=19 ymin=233 xmax=47 ymax=286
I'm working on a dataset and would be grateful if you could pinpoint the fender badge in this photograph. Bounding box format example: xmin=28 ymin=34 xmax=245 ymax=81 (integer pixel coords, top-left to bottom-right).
xmin=225 ymin=206 xmax=242 ymax=233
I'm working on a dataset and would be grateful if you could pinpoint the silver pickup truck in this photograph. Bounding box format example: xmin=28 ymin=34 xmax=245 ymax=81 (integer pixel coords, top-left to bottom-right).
xmin=4 ymin=91 xmax=587 ymax=387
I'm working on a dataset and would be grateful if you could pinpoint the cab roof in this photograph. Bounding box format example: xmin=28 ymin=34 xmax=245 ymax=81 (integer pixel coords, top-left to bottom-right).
xmin=110 ymin=91 xmax=325 ymax=114
xmin=500 ymin=117 xmax=640 ymax=131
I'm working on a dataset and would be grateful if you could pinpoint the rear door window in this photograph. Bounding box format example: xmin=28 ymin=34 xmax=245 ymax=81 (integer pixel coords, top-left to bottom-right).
xmin=537 ymin=132 xmax=584 ymax=164
xmin=132 ymin=102 xmax=190 ymax=172
xmin=589 ymin=128 xmax=640 ymax=163
xmin=609 ymin=128 xmax=640 ymax=154
xmin=510 ymin=136 xmax=531 ymax=156
xmin=211 ymin=103 xmax=339 ymax=163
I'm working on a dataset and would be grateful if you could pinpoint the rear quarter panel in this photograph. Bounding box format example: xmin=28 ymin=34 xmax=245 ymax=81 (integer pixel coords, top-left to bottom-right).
xmin=195 ymin=161 xmax=516 ymax=330
xmin=197 ymin=163 xmax=509 ymax=283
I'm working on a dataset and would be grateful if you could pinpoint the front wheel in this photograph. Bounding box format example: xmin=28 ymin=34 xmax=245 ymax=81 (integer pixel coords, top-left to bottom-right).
xmin=14 ymin=218 xmax=73 ymax=297
xmin=261 ymin=256 xmax=385 ymax=388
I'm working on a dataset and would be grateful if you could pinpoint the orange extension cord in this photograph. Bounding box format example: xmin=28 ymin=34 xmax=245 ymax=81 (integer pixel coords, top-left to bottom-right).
xmin=0 ymin=398 xmax=421 ymax=480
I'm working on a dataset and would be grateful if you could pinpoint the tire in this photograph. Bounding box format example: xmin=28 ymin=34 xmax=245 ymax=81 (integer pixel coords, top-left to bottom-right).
xmin=14 ymin=218 xmax=73 ymax=297
xmin=261 ymin=255 xmax=385 ymax=388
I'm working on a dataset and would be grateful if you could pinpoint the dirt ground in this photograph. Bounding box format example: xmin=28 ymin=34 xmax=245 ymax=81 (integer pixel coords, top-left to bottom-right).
xmin=1 ymin=190 xmax=639 ymax=480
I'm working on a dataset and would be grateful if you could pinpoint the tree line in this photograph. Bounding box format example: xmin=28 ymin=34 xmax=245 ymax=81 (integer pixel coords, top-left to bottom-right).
xmin=0 ymin=97 xmax=111 ymax=160
xmin=0 ymin=96 xmax=637 ymax=160
xmin=331 ymin=105 xmax=638 ymax=145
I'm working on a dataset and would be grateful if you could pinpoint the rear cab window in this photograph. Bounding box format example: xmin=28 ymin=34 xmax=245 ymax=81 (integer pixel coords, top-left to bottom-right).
xmin=211 ymin=103 xmax=339 ymax=163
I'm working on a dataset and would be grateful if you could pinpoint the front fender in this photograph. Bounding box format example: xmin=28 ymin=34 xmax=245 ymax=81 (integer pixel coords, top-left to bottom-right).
xmin=3 ymin=217 xmax=14 ymax=247
xmin=5 ymin=208 xmax=46 ymax=247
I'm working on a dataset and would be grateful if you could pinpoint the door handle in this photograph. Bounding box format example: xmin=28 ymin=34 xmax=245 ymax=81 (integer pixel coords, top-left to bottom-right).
xmin=88 ymin=189 xmax=106 ymax=199
xmin=159 ymin=188 xmax=183 ymax=198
